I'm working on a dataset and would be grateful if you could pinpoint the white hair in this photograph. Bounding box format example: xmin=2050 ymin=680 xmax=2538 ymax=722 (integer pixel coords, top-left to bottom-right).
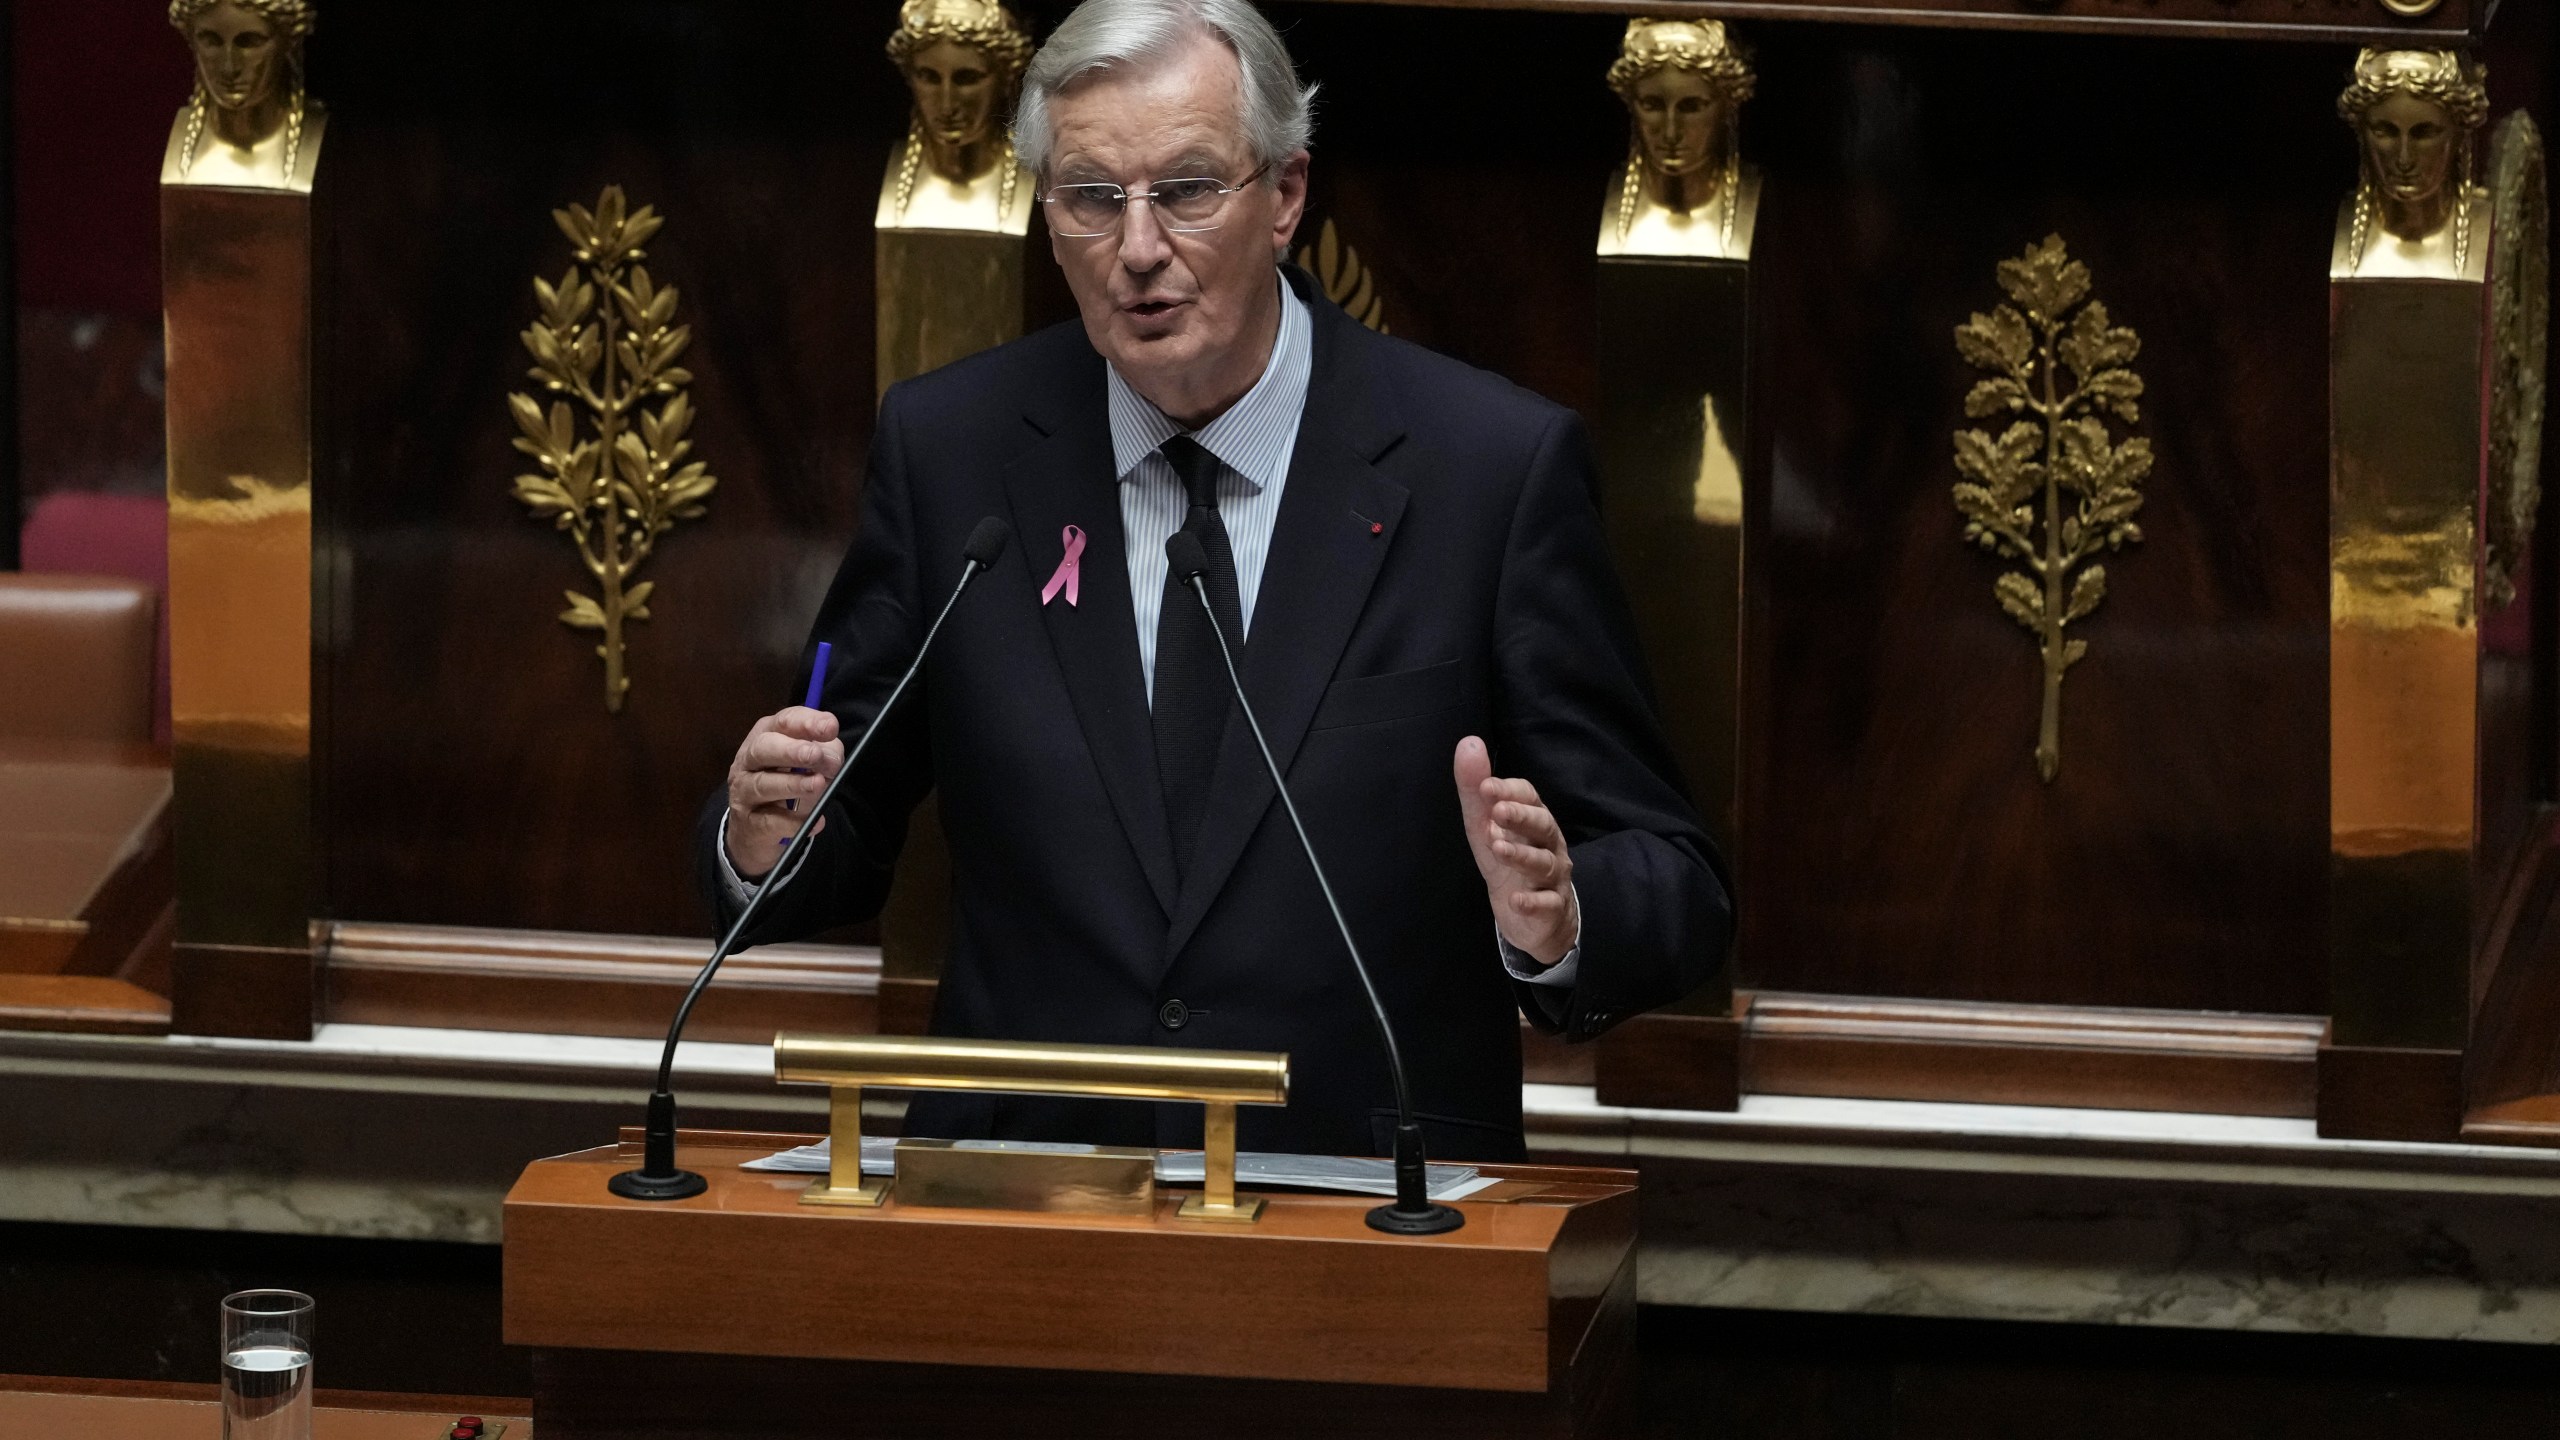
xmin=1013 ymin=0 xmax=1317 ymax=177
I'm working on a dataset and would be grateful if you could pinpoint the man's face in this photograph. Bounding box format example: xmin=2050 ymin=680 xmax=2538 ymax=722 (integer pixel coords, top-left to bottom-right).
xmin=2361 ymin=92 xmax=2458 ymax=206
xmin=1043 ymin=34 xmax=1307 ymax=403
xmin=190 ymin=2 xmax=282 ymax=113
xmin=905 ymin=38 xmax=1001 ymax=156
xmin=1632 ymin=67 xmax=1726 ymax=182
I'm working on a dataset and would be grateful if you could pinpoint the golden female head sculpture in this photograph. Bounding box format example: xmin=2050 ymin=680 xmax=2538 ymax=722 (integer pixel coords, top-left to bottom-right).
xmin=169 ymin=0 xmax=316 ymax=182
xmin=2337 ymin=47 xmax=2491 ymax=272
xmin=886 ymin=0 xmax=1034 ymax=221
xmin=1606 ymin=18 xmax=1754 ymax=248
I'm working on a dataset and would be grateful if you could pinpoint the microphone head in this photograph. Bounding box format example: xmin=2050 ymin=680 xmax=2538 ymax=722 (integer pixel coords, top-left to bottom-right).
xmin=962 ymin=516 xmax=1011 ymax=567
xmin=1165 ymin=530 xmax=1211 ymax=582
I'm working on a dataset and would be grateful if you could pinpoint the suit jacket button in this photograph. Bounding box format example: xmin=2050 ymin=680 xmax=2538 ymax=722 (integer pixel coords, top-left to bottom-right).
xmin=1158 ymin=999 xmax=1190 ymax=1032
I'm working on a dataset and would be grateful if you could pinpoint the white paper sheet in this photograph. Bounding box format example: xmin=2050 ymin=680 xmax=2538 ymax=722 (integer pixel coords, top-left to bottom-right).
xmin=741 ymin=1136 xmax=1499 ymax=1202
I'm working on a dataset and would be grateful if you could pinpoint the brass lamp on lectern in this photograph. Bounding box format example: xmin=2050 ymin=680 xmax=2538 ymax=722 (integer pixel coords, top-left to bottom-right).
xmin=160 ymin=0 xmax=327 ymax=1036
xmin=1591 ymin=19 xmax=1755 ymax=1018
xmin=2325 ymin=46 xmax=2547 ymax=1115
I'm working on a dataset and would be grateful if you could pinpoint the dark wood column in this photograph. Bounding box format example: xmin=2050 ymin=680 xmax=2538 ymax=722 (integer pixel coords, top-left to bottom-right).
xmin=0 ymin=0 xmax=19 ymax=572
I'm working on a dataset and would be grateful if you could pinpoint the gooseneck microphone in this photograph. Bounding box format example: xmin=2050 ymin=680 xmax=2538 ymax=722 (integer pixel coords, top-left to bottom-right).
xmin=609 ymin=516 xmax=1012 ymax=1201
xmin=1164 ymin=530 xmax=1464 ymax=1235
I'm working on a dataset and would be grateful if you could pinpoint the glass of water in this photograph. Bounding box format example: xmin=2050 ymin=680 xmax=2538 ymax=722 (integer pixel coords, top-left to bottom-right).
xmin=221 ymin=1289 xmax=314 ymax=1440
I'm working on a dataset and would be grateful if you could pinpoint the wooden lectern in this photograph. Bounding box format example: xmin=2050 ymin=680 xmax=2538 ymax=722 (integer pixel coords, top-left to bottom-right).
xmin=505 ymin=1130 xmax=1636 ymax=1439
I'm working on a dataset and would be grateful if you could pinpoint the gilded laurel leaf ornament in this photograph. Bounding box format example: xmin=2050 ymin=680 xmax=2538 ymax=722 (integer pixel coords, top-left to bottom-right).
xmin=1294 ymin=218 xmax=1387 ymax=332
xmin=509 ymin=185 xmax=717 ymax=713
xmin=1952 ymin=234 xmax=2150 ymax=783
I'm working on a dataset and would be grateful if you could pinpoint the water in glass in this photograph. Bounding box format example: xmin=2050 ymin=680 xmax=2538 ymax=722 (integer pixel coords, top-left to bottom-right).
xmin=221 ymin=1289 xmax=314 ymax=1440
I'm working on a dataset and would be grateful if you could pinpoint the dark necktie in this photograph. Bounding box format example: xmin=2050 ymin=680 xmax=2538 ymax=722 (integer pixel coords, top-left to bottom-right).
xmin=1152 ymin=435 xmax=1246 ymax=877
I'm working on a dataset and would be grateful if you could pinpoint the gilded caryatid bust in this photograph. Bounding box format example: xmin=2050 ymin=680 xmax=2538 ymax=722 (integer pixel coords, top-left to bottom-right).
xmin=162 ymin=0 xmax=325 ymax=192
xmin=1598 ymin=18 xmax=1759 ymax=260
xmin=2334 ymin=47 xmax=2492 ymax=280
xmin=879 ymin=0 xmax=1037 ymax=235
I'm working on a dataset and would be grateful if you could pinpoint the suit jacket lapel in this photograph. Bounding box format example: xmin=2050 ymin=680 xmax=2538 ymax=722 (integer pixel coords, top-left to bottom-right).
xmin=1163 ymin=287 xmax=1410 ymax=962
xmin=999 ymin=358 xmax=1181 ymax=919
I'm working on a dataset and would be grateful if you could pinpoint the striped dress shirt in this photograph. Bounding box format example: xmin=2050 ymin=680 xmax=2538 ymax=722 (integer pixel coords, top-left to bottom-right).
xmin=1108 ymin=272 xmax=1311 ymax=702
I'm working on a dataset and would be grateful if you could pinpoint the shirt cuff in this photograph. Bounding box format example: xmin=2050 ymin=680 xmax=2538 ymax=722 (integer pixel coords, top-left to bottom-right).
xmin=716 ymin=809 xmax=811 ymax=911
xmin=1497 ymin=885 xmax=1581 ymax=988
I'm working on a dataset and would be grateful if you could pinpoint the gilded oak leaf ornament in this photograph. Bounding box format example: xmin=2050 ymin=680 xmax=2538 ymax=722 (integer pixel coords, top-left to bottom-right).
xmin=1952 ymin=235 xmax=2150 ymax=783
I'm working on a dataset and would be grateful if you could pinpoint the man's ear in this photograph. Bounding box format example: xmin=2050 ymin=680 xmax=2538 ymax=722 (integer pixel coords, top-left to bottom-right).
xmin=1270 ymin=150 xmax=1311 ymax=258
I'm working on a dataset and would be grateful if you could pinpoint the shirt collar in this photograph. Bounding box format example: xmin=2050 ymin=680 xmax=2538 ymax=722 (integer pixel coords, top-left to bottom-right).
xmin=1106 ymin=271 xmax=1311 ymax=492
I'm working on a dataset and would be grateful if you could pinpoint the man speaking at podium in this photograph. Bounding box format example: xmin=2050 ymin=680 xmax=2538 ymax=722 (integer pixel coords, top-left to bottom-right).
xmin=701 ymin=0 xmax=1729 ymax=1161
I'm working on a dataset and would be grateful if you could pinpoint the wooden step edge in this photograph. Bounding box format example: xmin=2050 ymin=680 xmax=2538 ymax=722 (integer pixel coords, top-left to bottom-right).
xmin=2460 ymin=1094 xmax=2560 ymax=1150
xmin=0 ymin=975 xmax=172 ymax=1035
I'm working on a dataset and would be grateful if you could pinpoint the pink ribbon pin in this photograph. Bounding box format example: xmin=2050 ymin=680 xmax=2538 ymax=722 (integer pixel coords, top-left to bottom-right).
xmin=1041 ymin=525 xmax=1086 ymax=607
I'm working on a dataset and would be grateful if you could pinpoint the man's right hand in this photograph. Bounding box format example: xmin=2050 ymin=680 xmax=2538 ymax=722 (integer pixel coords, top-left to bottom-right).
xmin=724 ymin=706 xmax=845 ymax=882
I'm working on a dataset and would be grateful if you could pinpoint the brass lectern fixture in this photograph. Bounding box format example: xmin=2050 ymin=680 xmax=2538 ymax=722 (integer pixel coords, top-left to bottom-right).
xmin=161 ymin=0 xmax=326 ymax=1036
xmin=774 ymin=1034 xmax=1290 ymax=1222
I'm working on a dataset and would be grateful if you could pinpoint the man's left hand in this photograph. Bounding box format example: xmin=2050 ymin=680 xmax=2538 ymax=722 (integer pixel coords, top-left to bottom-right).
xmin=1454 ymin=736 xmax=1579 ymax=967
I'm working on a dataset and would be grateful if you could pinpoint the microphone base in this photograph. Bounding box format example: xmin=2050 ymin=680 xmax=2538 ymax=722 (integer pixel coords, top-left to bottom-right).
xmin=1365 ymin=1199 xmax=1465 ymax=1235
xmin=606 ymin=1166 xmax=708 ymax=1201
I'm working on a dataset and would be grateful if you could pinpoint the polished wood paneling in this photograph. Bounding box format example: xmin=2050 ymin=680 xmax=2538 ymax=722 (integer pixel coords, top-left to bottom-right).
xmin=873 ymin=973 xmax=936 ymax=1035
xmin=1595 ymin=998 xmax=1744 ymax=1111
xmin=2457 ymin=5 xmax=2560 ymax=1136
xmin=1730 ymin=31 xmax=2339 ymax=1013
xmin=322 ymin=921 xmax=877 ymax=1043
xmin=1747 ymin=992 xmax=2323 ymax=1115
xmin=1522 ymin=1019 xmax=1599 ymax=1087
xmin=2316 ymin=1042 xmax=2463 ymax=1142
xmin=0 ymin=975 xmax=171 ymax=1034
xmin=1283 ymin=0 xmax=2484 ymax=44
xmin=0 ymin=1376 xmax=528 ymax=1440
xmin=2464 ymin=1091 xmax=2560 ymax=1146
xmin=0 ymin=743 xmax=170 ymax=979
xmin=313 ymin=0 xmax=913 ymax=938
xmin=1266 ymin=3 xmax=1620 ymax=422
xmin=1270 ymin=21 xmax=2339 ymax=1017
xmin=2468 ymin=811 xmax=2560 ymax=1116
xmin=1600 ymin=990 xmax=2319 ymax=1114
xmin=505 ymin=1132 xmax=1635 ymax=1398
xmin=170 ymin=941 xmax=311 ymax=1039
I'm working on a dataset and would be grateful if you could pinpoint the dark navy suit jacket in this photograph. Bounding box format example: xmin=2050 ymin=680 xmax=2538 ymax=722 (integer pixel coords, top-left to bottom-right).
xmin=699 ymin=266 xmax=1730 ymax=1161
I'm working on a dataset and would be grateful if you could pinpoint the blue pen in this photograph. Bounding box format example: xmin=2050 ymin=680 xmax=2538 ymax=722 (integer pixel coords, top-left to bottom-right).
xmin=784 ymin=641 xmax=832 ymax=818
xmin=803 ymin=640 xmax=833 ymax=709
